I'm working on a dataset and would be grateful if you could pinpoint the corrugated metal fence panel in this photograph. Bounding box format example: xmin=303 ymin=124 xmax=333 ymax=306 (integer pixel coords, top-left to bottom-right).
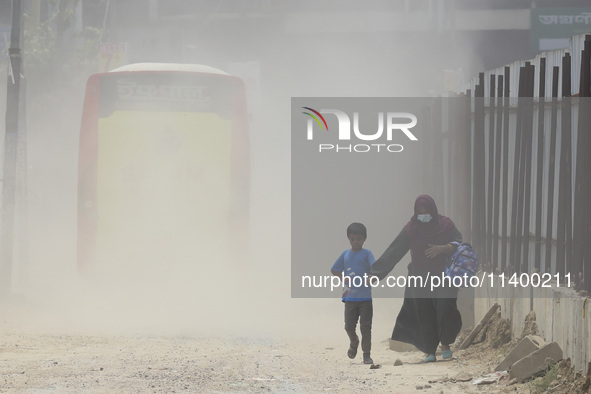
xmin=447 ymin=100 xmax=582 ymax=271
xmin=464 ymin=33 xmax=591 ymax=98
xmin=570 ymin=33 xmax=590 ymax=96
xmin=531 ymin=51 xmax=565 ymax=99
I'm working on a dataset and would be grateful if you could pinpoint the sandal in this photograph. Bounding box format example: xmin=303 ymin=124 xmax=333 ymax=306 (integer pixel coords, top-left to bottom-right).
xmin=442 ymin=349 xmax=453 ymax=360
xmin=347 ymin=340 xmax=359 ymax=359
xmin=423 ymin=354 xmax=436 ymax=363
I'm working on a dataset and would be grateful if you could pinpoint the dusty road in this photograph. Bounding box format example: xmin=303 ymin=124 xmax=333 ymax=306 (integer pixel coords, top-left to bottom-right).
xmin=0 ymin=294 xmax=529 ymax=394
xmin=0 ymin=333 xmax=492 ymax=393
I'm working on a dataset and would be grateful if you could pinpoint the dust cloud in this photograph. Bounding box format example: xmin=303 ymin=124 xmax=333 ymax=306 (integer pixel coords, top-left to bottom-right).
xmin=1 ymin=2 xmax=494 ymax=342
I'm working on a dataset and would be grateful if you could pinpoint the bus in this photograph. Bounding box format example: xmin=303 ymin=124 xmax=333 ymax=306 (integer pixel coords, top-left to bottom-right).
xmin=77 ymin=63 xmax=250 ymax=273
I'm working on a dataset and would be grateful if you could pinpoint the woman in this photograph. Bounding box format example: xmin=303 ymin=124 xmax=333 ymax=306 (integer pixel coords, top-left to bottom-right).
xmin=371 ymin=194 xmax=463 ymax=362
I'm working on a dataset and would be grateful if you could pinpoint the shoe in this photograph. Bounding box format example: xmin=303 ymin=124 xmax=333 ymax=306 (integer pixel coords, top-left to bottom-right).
xmin=363 ymin=354 xmax=373 ymax=364
xmin=347 ymin=339 xmax=359 ymax=359
xmin=441 ymin=349 xmax=453 ymax=360
xmin=424 ymin=354 xmax=436 ymax=363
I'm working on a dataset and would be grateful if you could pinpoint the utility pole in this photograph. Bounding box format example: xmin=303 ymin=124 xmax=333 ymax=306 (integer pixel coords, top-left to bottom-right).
xmin=1 ymin=0 xmax=23 ymax=298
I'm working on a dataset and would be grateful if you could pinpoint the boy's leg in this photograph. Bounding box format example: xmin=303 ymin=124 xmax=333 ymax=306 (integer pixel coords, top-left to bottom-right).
xmin=359 ymin=300 xmax=373 ymax=363
xmin=344 ymin=301 xmax=360 ymax=358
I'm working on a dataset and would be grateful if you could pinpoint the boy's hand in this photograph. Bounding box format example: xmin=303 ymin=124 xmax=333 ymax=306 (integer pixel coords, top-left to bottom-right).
xmin=425 ymin=244 xmax=450 ymax=259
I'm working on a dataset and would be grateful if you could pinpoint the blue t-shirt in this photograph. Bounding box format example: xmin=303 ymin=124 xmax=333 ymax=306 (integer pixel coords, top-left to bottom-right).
xmin=331 ymin=248 xmax=375 ymax=302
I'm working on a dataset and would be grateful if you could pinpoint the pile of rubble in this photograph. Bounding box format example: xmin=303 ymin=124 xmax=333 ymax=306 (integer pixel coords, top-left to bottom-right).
xmin=455 ymin=304 xmax=591 ymax=392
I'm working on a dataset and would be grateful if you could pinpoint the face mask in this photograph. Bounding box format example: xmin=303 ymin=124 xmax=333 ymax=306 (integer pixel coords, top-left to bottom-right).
xmin=417 ymin=214 xmax=432 ymax=223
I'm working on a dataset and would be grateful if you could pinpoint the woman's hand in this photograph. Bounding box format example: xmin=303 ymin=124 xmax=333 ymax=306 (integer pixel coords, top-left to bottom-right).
xmin=425 ymin=243 xmax=451 ymax=259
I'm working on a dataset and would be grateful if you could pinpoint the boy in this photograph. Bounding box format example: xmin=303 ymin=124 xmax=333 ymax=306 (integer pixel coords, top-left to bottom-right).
xmin=331 ymin=222 xmax=375 ymax=365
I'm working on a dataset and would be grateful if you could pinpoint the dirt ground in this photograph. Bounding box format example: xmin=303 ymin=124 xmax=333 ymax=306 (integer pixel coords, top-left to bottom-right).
xmin=1 ymin=250 xmax=588 ymax=394
xmin=3 ymin=293 xmax=576 ymax=394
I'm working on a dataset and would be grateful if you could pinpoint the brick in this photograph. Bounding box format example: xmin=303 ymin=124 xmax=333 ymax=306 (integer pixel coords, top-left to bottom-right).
xmin=509 ymin=342 xmax=563 ymax=382
xmin=495 ymin=335 xmax=545 ymax=372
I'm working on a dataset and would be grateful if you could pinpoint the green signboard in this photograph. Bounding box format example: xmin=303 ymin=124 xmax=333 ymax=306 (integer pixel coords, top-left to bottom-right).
xmin=531 ymin=7 xmax=591 ymax=51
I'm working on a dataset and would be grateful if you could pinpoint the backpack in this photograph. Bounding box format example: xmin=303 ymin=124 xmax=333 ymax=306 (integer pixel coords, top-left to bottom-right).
xmin=444 ymin=242 xmax=479 ymax=287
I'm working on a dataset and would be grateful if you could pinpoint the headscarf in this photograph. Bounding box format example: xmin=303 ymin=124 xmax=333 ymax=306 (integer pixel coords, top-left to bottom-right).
xmin=404 ymin=194 xmax=455 ymax=272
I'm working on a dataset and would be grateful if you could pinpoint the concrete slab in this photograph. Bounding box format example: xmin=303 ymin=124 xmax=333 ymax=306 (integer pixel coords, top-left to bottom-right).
xmin=495 ymin=335 xmax=545 ymax=372
xmin=509 ymin=342 xmax=563 ymax=382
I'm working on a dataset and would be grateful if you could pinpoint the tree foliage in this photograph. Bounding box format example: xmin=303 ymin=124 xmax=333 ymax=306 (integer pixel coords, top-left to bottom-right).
xmin=22 ymin=0 xmax=103 ymax=126
xmin=24 ymin=1 xmax=102 ymax=98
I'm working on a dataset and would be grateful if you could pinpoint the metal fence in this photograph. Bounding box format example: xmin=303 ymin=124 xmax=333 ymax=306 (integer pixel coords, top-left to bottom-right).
xmin=426 ymin=34 xmax=591 ymax=293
